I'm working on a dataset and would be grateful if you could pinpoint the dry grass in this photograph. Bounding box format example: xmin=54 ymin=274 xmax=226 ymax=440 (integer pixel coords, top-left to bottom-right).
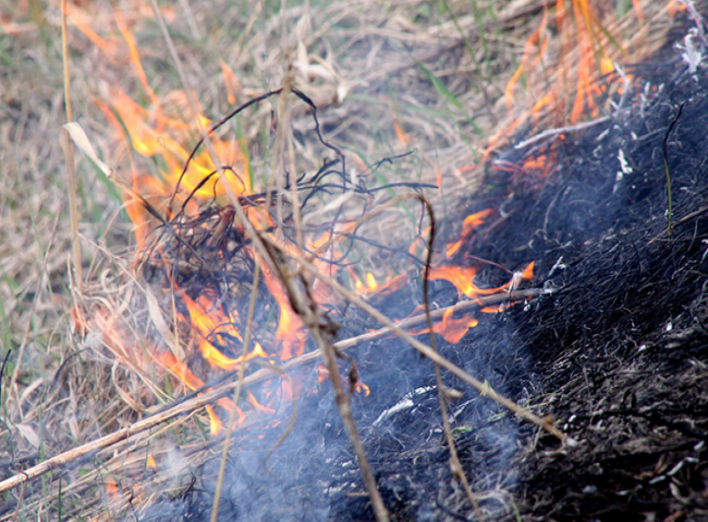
xmin=0 ymin=0 xmax=678 ymax=519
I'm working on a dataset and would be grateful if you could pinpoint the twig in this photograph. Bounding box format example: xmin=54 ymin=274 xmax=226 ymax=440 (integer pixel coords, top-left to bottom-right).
xmin=61 ymin=0 xmax=72 ymax=123
xmin=418 ymin=195 xmax=483 ymax=519
xmin=60 ymin=0 xmax=83 ymax=299
xmin=0 ymin=349 xmax=10 ymax=408
xmin=10 ymin=480 xmax=27 ymax=522
xmin=0 ymin=395 xmax=203 ymax=494
xmin=513 ymin=115 xmax=612 ymax=150
xmin=317 ymin=325 xmax=389 ymax=521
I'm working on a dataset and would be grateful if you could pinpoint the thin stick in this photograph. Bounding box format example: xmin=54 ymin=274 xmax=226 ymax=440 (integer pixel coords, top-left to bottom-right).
xmin=319 ymin=314 xmax=388 ymax=520
xmin=317 ymin=326 xmax=389 ymax=521
xmin=661 ymin=103 xmax=684 ymax=238
xmin=10 ymin=480 xmax=27 ymax=522
xmin=418 ymin=195 xmax=483 ymax=520
xmin=0 ymin=393 xmax=208 ymax=494
xmin=0 ymin=350 xmax=10 ymax=408
xmin=210 ymin=263 xmax=261 ymax=522
xmin=61 ymin=0 xmax=72 ymax=123
xmin=513 ymin=114 xmax=612 ymax=150
xmin=60 ymin=0 xmax=82 ymax=298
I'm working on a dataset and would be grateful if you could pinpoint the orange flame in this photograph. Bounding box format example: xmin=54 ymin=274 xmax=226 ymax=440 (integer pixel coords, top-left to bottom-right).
xmin=446 ymin=209 xmax=494 ymax=258
xmin=668 ymin=0 xmax=687 ymax=16
xmin=356 ymin=381 xmax=371 ymax=396
xmin=146 ymin=455 xmax=157 ymax=470
xmin=158 ymin=350 xmax=243 ymax=432
xmin=105 ymin=477 xmax=119 ymax=499
xmin=505 ymin=6 xmax=550 ymax=111
xmin=409 ymin=307 xmax=479 ymax=344
xmin=489 ymin=0 xmax=650 ymax=163
xmin=393 ymin=120 xmax=409 ymax=146
xmin=429 ymin=261 xmax=535 ymax=300
xmin=220 ymin=60 xmax=241 ymax=106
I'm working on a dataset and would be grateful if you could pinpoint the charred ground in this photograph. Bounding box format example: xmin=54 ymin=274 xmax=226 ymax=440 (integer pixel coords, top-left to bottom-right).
xmin=468 ymin=44 xmax=708 ymax=520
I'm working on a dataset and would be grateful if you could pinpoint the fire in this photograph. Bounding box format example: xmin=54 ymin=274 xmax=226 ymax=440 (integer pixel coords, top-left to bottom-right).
xmin=409 ymin=308 xmax=479 ymax=344
xmin=158 ymin=350 xmax=243 ymax=434
xmin=402 ymin=261 xmax=534 ymax=342
xmin=429 ymin=262 xmax=534 ymax=300
xmin=105 ymin=476 xmax=119 ymax=499
xmin=485 ymin=0 xmax=680 ymax=163
xmin=446 ymin=209 xmax=494 ymax=258
xmin=98 ymin=89 xmax=250 ymax=209
xmin=259 ymin=258 xmax=308 ymax=360
xmin=220 ymin=61 xmax=241 ymax=105
xmin=668 ymin=1 xmax=687 ymax=16
xmin=504 ymin=5 xmax=549 ymax=112
xmin=79 ymin=1 xmax=548 ymax=446
xmin=176 ymin=291 xmax=270 ymax=371
xmin=352 ymin=268 xmax=406 ymax=296
xmin=355 ymin=381 xmax=371 ymax=397
xmin=146 ymin=455 xmax=157 ymax=470
xmin=366 ymin=272 xmax=378 ymax=291
xmin=205 ymin=404 xmax=223 ymax=435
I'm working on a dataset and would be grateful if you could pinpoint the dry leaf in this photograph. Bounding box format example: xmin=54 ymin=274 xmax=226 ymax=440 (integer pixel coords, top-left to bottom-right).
xmin=145 ymin=287 xmax=185 ymax=361
xmin=62 ymin=122 xmax=112 ymax=178
xmin=16 ymin=423 xmax=40 ymax=448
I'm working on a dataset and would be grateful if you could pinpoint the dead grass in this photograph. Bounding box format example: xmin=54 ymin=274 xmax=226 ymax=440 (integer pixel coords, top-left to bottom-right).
xmin=0 ymin=0 xmax=679 ymax=519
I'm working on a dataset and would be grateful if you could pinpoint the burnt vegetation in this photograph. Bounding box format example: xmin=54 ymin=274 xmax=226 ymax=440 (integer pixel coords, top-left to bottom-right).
xmin=472 ymin=41 xmax=708 ymax=522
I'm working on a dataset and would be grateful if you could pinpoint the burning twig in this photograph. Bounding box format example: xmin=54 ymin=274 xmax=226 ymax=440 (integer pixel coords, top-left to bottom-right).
xmin=513 ymin=113 xmax=613 ymax=150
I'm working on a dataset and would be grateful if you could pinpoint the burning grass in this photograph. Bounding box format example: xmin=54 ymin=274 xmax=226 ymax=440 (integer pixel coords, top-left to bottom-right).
xmin=0 ymin=0 xmax=699 ymax=520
